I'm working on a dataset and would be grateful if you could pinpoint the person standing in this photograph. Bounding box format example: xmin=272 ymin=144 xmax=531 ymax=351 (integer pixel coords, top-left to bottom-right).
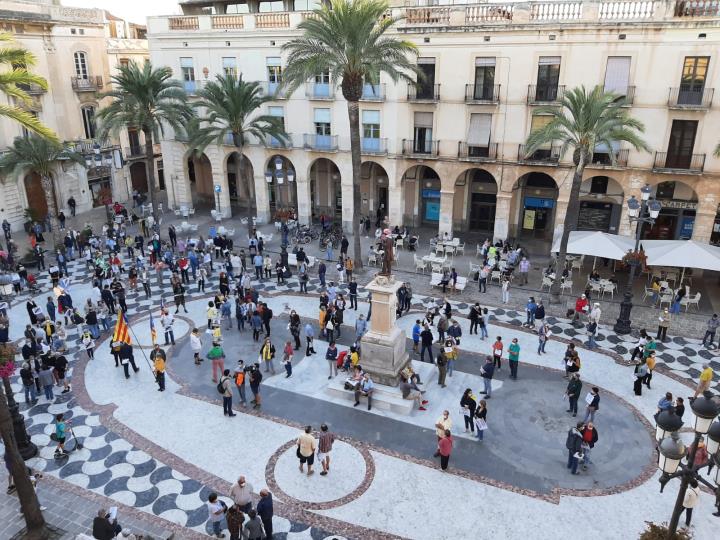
xmin=460 ymin=388 xmax=477 ymax=434
xmin=355 ymin=314 xmax=367 ymax=344
xmin=518 ymin=257 xmax=530 ymax=285
xmin=259 ymin=337 xmax=276 ymax=374
xmin=474 ymin=400 xmax=488 ymax=441
xmin=256 ymin=490 xmax=273 ymax=539
xmin=153 ymin=350 xmax=166 ymax=392
xmin=243 ymin=510 xmax=265 ymax=540
xmin=234 ymin=361 xmax=248 ymax=407
xmin=230 ymin=476 xmax=253 ymax=513
xmin=304 ymin=322 xmax=316 ymax=356
xmin=584 ymin=387 xmax=600 ymax=423
xmin=633 ymin=359 xmax=648 ymax=396
xmin=702 ymin=314 xmax=719 ymax=348
xmin=480 ymin=355 xmax=494 ymax=398
xmin=469 ymin=303 xmax=480 ymax=335
xmin=538 ymin=323 xmax=550 ymax=354
xmin=420 ymin=324 xmax=434 ymax=363
xmin=325 ymin=341 xmax=338 ymax=379
xmin=508 ymin=338 xmax=520 ymax=380
xmin=586 ymin=319 xmax=598 ymax=350
xmin=565 ymin=422 xmax=584 ymax=475
xmin=682 ymin=479 xmax=700 ymax=527
xmin=580 ymin=422 xmax=598 ymax=469
xmin=434 ymin=410 xmax=452 ymax=446
xmin=438 ymin=429 xmax=453 ymax=471
xmin=492 ymin=336 xmax=503 ymax=371
xmin=693 ymin=363 xmax=714 ymax=399
xmin=249 ymin=363 xmax=263 ymax=409
xmin=67 ymin=195 xmax=76 ymax=217
xmin=220 ymin=369 xmax=236 ymax=417
xmin=644 ymin=351 xmax=656 ymax=390
xmin=191 ymin=328 xmax=202 ymax=366
xmin=297 ymin=425 xmax=316 ymax=476
xmin=226 ymin=504 xmax=245 ymax=540
xmin=208 ymin=341 xmax=226 ymax=383
xmin=318 ymin=423 xmax=335 ymax=476
xmin=501 ymin=277 xmax=510 ymax=304
xmin=206 ymin=492 xmax=226 ymax=539
xmin=160 ymin=309 xmax=175 ymax=346
xmin=565 ymin=373 xmax=582 ymax=417
xmin=173 ymin=281 xmax=188 ymax=314
xmin=436 ymin=351 xmax=448 ymax=388
xmin=657 ymin=308 xmax=671 ymax=342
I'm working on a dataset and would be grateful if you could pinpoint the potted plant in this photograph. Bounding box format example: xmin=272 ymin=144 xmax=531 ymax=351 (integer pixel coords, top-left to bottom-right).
xmin=638 ymin=521 xmax=693 ymax=540
xmin=22 ymin=207 xmax=42 ymax=234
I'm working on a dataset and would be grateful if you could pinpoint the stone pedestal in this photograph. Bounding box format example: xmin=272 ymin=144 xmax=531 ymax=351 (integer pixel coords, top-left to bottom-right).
xmin=359 ymin=276 xmax=410 ymax=386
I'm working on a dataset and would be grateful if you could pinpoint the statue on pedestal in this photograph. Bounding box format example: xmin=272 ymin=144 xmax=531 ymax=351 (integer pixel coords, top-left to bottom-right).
xmin=379 ymin=229 xmax=394 ymax=277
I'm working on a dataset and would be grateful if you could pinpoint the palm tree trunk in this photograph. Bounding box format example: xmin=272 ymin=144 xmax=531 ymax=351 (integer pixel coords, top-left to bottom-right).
xmin=549 ymin=153 xmax=586 ymax=305
xmin=234 ymin=145 xmax=252 ymax=238
xmin=39 ymin=174 xmax=60 ymax=249
xmin=142 ymin=128 xmax=159 ymax=229
xmin=0 ymin=383 xmax=49 ymax=538
xmin=346 ymin=99 xmax=363 ymax=270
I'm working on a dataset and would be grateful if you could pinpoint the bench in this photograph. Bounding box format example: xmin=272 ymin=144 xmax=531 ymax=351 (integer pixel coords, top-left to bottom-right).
xmin=454 ymin=277 xmax=468 ymax=292
xmin=287 ymin=253 xmax=316 ymax=269
xmin=430 ymin=272 xmax=443 ymax=289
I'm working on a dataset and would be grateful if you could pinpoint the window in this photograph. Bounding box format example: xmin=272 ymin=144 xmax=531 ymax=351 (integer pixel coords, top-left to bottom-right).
xmin=590 ymin=176 xmax=609 ymax=194
xmin=314 ymin=108 xmax=331 ymax=135
xmin=416 ymin=58 xmax=436 ymax=99
xmin=413 ymin=111 xmax=433 ymax=154
xmin=679 ymin=56 xmax=709 ymax=105
xmin=267 ymin=57 xmax=282 ymax=84
xmin=536 ymin=56 xmax=560 ymax=100
xmin=528 ymin=114 xmax=554 ymax=159
xmin=180 ymin=57 xmax=195 ymax=92
xmin=666 ymin=120 xmax=698 ymax=169
xmin=222 ymin=57 xmax=237 ymax=79
xmin=604 ymin=56 xmax=631 ymax=96
xmin=362 ymin=110 xmax=380 ymax=138
xmin=295 ymin=0 xmax=321 ymax=9
xmin=81 ymin=106 xmax=96 ymax=139
xmin=74 ymin=52 xmax=88 ymax=79
xmin=474 ymin=58 xmax=496 ymax=100
xmin=119 ymin=58 xmax=130 ymax=69
xmin=268 ymin=106 xmax=285 ymax=146
xmin=467 ymin=113 xmax=492 ymax=157
xmin=259 ymin=0 xmax=284 ymax=12
xmin=655 ymin=181 xmax=676 ymax=200
xmin=226 ymin=3 xmax=250 ymax=13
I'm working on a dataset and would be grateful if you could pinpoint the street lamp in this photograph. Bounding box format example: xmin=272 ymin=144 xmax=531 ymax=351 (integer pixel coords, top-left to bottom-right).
xmin=613 ymin=185 xmax=663 ymax=334
xmin=656 ymin=391 xmax=720 ymax=537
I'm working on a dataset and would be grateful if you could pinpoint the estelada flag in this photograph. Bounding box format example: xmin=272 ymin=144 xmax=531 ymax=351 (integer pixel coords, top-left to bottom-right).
xmin=112 ymin=309 xmax=131 ymax=345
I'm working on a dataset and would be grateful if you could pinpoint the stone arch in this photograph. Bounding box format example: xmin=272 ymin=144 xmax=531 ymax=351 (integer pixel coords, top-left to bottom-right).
xmin=643 ymin=180 xmax=699 ymax=240
xmin=509 ymin=171 xmax=559 ymax=241
xmin=360 ymin=161 xmax=389 ymax=220
xmin=453 ymin=167 xmax=498 ymax=233
xmin=577 ymin=175 xmax=625 ymax=233
xmin=400 ymin=164 xmax=440 ymax=228
xmin=264 ymin=154 xmax=297 ymax=220
xmin=186 ymin=151 xmax=213 ymax=208
xmin=225 ymin=152 xmax=255 ymax=213
xmin=308 ymin=157 xmax=341 ymax=222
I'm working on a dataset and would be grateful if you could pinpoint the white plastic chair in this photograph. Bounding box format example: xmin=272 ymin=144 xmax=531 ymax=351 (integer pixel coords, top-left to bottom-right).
xmin=395 ymin=238 xmax=404 ymax=251
xmin=368 ymin=253 xmax=377 ymax=266
xmin=415 ymin=256 xmax=428 ymax=274
xmin=490 ymin=270 xmax=502 ymax=284
xmin=541 ymin=276 xmax=553 ymax=291
xmin=658 ymin=293 xmax=673 ymax=309
xmin=560 ymin=280 xmax=573 ymax=294
xmin=431 ymin=263 xmax=442 ymax=273
xmin=682 ymin=292 xmax=701 ymax=311
xmin=456 ymin=242 xmax=465 ymax=255
xmin=435 ymin=244 xmax=445 ymax=256
xmin=602 ymin=282 xmax=616 ymax=299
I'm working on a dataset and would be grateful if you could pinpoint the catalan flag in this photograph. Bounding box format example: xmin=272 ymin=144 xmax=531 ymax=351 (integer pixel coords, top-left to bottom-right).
xmin=150 ymin=313 xmax=157 ymax=345
xmin=112 ymin=309 xmax=131 ymax=345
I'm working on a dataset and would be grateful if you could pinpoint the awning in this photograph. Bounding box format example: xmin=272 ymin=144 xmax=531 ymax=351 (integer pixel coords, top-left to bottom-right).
xmin=552 ymin=230 xmax=636 ymax=260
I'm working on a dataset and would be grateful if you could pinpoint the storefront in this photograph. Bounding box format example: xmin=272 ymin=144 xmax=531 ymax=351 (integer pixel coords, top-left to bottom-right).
xmin=422 ymin=187 xmax=441 ymax=223
xmin=577 ymin=201 xmax=622 ymax=233
xmin=643 ymin=200 xmax=697 ymax=240
xmin=521 ymin=196 xmax=555 ymax=238
xmin=87 ymin=166 xmax=113 ymax=208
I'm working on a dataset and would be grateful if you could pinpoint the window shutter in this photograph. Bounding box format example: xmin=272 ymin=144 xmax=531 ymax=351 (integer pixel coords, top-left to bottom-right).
xmin=475 ymin=57 xmax=496 ymax=67
xmin=314 ymin=108 xmax=331 ymax=123
xmin=604 ymin=57 xmax=631 ymax=94
xmin=362 ymin=110 xmax=380 ymax=124
xmin=467 ymin=113 xmax=491 ymax=146
xmin=414 ymin=112 xmax=433 ymax=128
xmin=538 ymin=56 xmax=561 ymax=66
xmin=417 ymin=57 xmax=436 ymax=65
xmin=268 ymin=106 xmax=284 ymax=117
xmin=595 ymin=141 xmax=620 ymax=153
xmin=530 ymin=115 xmax=553 ymax=132
xmin=180 ymin=57 xmax=193 ymax=68
xmin=266 ymin=57 xmax=281 ymax=66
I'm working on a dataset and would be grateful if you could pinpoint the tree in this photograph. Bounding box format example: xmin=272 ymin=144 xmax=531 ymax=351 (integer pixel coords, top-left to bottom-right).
xmin=0 ymin=136 xmax=84 ymax=247
xmin=97 ymin=62 xmax=194 ymax=227
xmin=524 ymin=85 xmax=649 ymax=304
xmin=0 ymin=33 xmax=57 ymax=142
xmin=282 ymin=0 xmax=419 ymax=269
xmin=189 ymin=74 xmax=288 ymax=235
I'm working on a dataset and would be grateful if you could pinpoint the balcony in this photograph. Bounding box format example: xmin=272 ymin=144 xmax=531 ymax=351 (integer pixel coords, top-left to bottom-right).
xmin=71 ymin=75 xmax=103 ymax=93
xmin=458 ymin=142 xmax=498 ymax=162
xmin=667 ymin=86 xmax=714 ymax=109
xmin=527 ymin=84 xmax=565 ymax=105
xmin=587 ymin=148 xmax=629 ymax=168
xmin=71 ymin=138 xmax=115 ymax=154
xmin=607 ymin=85 xmax=636 ymax=106
xmin=255 ymin=12 xmax=290 ymax=28
xmin=465 ymin=84 xmax=500 ymax=104
xmin=361 ymin=137 xmax=388 ymax=155
xmin=402 ymin=138 xmax=439 ymax=158
xmin=265 ymin=133 xmax=293 ymax=149
xmin=305 ymin=82 xmax=334 ymax=100
xmin=404 ymin=6 xmax=451 ymax=25
xmin=12 ymin=95 xmax=42 ymax=112
xmin=168 ymin=16 xmax=199 ymax=30
xmin=17 ymin=83 xmax=47 ymax=96
xmin=124 ymin=144 xmax=162 ymax=160
xmin=303 ymin=134 xmax=338 ymax=152
xmin=360 ymin=83 xmax=385 ymax=101
xmin=407 ymin=83 xmax=440 ymax=102
xmin=211 ymin=15 xmax=244 ymax=29
xmin=517 ymin=144 xmax=561 ymax=165
xmin=258 ymin=81 xmax=288 ymax=100
xmin=653 ymin=151 xmax=705 ymax=173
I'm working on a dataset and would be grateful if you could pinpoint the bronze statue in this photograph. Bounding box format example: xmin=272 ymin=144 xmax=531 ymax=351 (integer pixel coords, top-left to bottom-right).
xmin=380 ymin=229 xmax=394 ymax=276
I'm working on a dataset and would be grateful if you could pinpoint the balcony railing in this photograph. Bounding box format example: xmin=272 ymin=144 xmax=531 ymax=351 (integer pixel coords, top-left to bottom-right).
xmin=465 ymin=4 xmax=515 ymax=23
xmin=124 ymin=144 xmax=162 ymax=159
xmin=653 ymin=151 xmax=705 ymax=173
xmin=458 ymin=142 xmax=498 ymax=161
xmin=517 ymin=144 xmax=561 ymax=164
xmin=530 ymin=1 xmax=583 ymax=21
xmin=527 ymin=84 xmax=565 ymax=104
xmin=255 ymin=13 xmax=290 ymax=28
xmin=667 ymin=86 xmax=714 ymax=109
xmin=71 ymin=75 xmax=103 ymax=92
xmin=266 ymin=133 xmax=293 ymax=149
xmin=12 ymin=95 xmax=42 ymax=112
xmin=303 ymin=134 xmax=338 ymax=152
xmin=17 ymin=83 xmax=47 ymax=95
xmin=610 ymin=85 xmax=636 ymax=106
xmin=258 ymin=81 xmax=288 ymax=100
xmin=674 ymin=0 xmax=720 ymax=17
xmin=168 ymin=16 xmax=199 ymax=30
xmin=405 ymin=7 xmax=451 ymax=24
xmin=361 ymin=83 xmax=385 ymax=101
xmin=71 ymin=138 xmax=114 ymax=153
xmin=587 ymin=148 xmax=629 ymax=168
xmin=407 ymin=83 xmax=440 ymax=102
xmin=361 ymin=137 xmax=388 ymax=155
xmin=305 ymin=82 xmax=335 ymax=100
xmin=402 ymin=138 xmax=439 ymax=157
xmin=211 ymin=15 xmax=244 ymax=29
xmin=465 ymin=84 xmax=501 ymax=103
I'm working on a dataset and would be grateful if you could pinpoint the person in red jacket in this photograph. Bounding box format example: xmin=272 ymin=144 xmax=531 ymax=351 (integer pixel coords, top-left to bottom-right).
xmin=574 ymin=294 xmax=589 ymax=321
xmin=438 ymin=429 xmax=453 ymax=471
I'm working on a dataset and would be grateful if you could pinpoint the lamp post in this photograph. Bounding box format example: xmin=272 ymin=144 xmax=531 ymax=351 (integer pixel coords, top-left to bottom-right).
xmin=613 ymin=184 xmax=662 ymax=334
xmin=656 ymin=391 xmax=720 ymax=538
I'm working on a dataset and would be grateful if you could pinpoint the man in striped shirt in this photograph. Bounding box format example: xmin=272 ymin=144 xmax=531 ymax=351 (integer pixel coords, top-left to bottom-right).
xmin=318 ymin=424 xmax=335 ymax=476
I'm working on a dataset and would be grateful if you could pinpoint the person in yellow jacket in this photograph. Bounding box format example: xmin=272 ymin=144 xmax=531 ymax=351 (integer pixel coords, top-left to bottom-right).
xmin=153 ymin=355 xmax=166 ymax=392
xmin=644 ymin=351 xmax=656 ymax=390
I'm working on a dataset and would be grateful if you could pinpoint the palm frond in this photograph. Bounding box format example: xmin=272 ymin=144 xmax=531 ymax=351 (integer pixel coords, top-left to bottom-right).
xmin=0 ymin=135 xmax=84 ymax=183
xmin=0 ymin=105 xmax=59 ymax=143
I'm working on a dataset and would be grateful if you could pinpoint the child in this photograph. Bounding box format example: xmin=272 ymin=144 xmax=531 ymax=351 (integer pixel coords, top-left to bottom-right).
xmin=492 ymin=336 xmax=503 ymax=371
xmin=82 ymin=330 xmax=95 ymax=359
xmin=283 ymin=341 xmax=293 ymax=378
xmin=54 ymin=414 xmax=67 ymax=457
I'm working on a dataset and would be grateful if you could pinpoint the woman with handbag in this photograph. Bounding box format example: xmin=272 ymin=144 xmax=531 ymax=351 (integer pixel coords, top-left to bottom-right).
xmin=474 ymin=400 xmax=488 ymax=441
xmin=633 ymin=359 xmax=648 ymax=396
xmin=460 ymin=388 xmax=477 ymax=433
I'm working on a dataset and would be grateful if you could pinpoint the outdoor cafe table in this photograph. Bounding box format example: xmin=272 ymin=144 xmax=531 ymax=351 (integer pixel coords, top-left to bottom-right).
xmin=423 ymin=254 xmax=446 ymax=265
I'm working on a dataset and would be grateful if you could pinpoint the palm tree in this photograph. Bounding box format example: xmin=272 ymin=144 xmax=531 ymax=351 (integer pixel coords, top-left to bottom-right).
xmin=524 ymin=85 xmax=649 ymax=304
xmin=0 ymin=33 xmax=57 ymax=142
xmin=189 ymin=74 xmax=288 ymax=234
xmin=0 ymin=136 xmax=84 ymax=247
xmin=282 ymin=0 xmax=419 ymax=269
xmin=96 ymin=62 xmax=194 ymax=227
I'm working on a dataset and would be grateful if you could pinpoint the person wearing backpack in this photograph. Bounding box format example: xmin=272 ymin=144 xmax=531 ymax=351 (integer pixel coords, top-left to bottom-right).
xmin=219 ymin=369 xmax=236 ymax=417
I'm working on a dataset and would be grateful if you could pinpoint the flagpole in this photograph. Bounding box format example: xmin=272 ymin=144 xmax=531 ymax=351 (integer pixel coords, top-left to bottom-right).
xmin=112 ymin=309 xmax=154 ymax=371
xmin=125 ymin=320 xmax=154 ymax=372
